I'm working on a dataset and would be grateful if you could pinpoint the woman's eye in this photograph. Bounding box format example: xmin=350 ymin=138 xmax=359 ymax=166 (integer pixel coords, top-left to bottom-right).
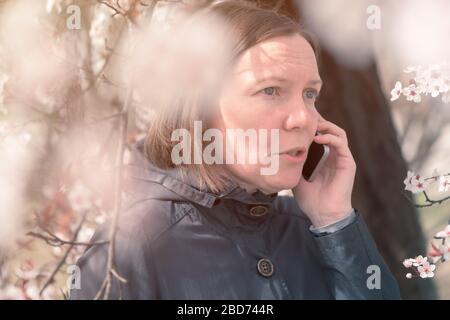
xmin=260 ymin=87 xmax=279 ymax=96
xmin=303 ymin=88 xmax=319 ymax=100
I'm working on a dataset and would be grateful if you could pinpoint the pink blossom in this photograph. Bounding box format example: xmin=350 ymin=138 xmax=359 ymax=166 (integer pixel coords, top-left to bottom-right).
xmin=404 ymin=171 xmax=429 ymax=194
xmin=403 ymin=258 xmax=414 ymax=268
xmin=438 ymin=176 xmax=449 ymax=193
xmin=439 ymin=244 xmax=450 ymax=261
xmin=435 ymin=225 xmax=450 ymax=239
xmin=392 ymin=62 xmax=450 ymax=104
xmin=417 ymin=261 xmax=436 ymax=278
xmin=390 ymin=81 xmax=403 ymax=101
xmin=412 ymin=255 xmax=427 ymax=267
xmin=403 ymin=84 xmax=422 ymax=103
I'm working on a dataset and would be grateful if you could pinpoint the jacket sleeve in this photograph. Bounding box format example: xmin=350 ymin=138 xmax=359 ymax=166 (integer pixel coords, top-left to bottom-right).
xmin=69 ymin=216 xmax=159 ymax=300
xmin=311 ymin=209 xmax=401 ymax=300
xmin=310 ymin=208 xmax=357 ymax=235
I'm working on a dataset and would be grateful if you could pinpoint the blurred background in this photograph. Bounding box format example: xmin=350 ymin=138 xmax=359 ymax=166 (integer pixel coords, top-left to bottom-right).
xmin=0 ymin=0 xmax=448 ymax=299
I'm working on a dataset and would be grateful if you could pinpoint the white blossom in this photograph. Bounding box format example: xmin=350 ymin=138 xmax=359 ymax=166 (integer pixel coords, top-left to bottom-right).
xmin=404 ymin=171 xmax=428 ymax=194
xmin=390 ymin=81 xmax=403 ymax=101
xmin=435 ymin=225 xmax=450 ymax=239
xmin=417 ymin=261 xmax=436 ymax=278
xmin=403 ymin=258 xmax=414 ymax=268
xmin=412 ymin=255 xmax=427 ymax=267
xmin=392 ymin=62 xmax=450 ymax=104
xmin=77 ymin=226 xmax=94 ymax=244
xmin=438 ymin=244 xmax=450 ymax=261
xmin=403 ymin=83 xmax=422 ymax=103
xmin=438 ymin=175 xmax=449 ymax=192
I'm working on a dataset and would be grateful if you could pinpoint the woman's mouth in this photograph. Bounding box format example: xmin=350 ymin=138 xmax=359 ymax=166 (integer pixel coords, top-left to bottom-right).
xmin=279 ymin=147 xmax=307 ymax=163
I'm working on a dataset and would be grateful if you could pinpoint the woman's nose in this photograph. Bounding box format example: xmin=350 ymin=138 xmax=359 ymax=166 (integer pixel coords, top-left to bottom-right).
xmin=283 ymin=101 xmax=314 ymax=131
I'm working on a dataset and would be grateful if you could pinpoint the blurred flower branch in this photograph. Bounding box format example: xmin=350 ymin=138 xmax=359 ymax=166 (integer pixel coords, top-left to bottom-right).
xmin=0 ymin=0 xmax=165 ymax=299
xmin=93 ymin=89 xmax=131 ymax=300
xmin=0 ymin=0 xmax=297 ymax=299
xmin=402 ymin=170 xmax=450 ymax=279
xmin=37 ymin=212 xmax=88 ymax=297
xmin=391 ymin=62 xmax=450 ymax=175
xmin=393 ymin=63 xmax=450 ymax=280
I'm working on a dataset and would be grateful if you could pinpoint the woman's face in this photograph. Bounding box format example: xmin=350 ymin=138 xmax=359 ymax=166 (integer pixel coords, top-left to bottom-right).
xmin=212 ymin=34 xmax=322 ymax=194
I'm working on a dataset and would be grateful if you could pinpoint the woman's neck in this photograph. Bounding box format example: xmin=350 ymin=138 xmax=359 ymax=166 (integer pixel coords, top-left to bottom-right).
xmin=224 ymin=169 xmax=275 ymax=195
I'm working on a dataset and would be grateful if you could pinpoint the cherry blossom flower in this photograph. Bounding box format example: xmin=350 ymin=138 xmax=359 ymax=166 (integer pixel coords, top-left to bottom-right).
xmin=392 ymin=62 xmax=450 ymax=104
xmin=412 ymin=255 xmax=427 ymax=267
xmin=402 ymin=254 xmax=438 ymax=279
xmin=403 ymin=83 xmax=422 ymax=103
xmin=423 ymin=168 xmax=441 ymax=189
xmin=403 ymin=258 xmax=414 ymax=268
xmin=390 ymin=81 xmax=403 ymax=101
xmin=438 ymin=175 xmax=449 ymax=192
xmin=435 ymin=224 xmax=450 ymax=239
xmin=404 ymin=171 xmax=429 ymax=194
xmin=77 ymin=226 xmax=95 ymax=244
xmin=438 ymin=244 xmax=450 ymax=261
xmin=427 ymin=77 xmax=449 ymax=98
xmin=417 ymin=261 xmax=436 ymax=278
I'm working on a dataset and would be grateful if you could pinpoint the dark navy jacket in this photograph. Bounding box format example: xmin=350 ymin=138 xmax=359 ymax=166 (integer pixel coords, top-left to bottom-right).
xmin=70 ymin=140 xmax=401 ymax=300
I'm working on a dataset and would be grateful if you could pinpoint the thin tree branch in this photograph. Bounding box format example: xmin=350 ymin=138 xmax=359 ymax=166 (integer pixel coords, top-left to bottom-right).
xmin=94 ymin=88 xmax=132 ymax=300
xmin=27 ymin=231 xmax=108 ymax=247
xmin=39 ymin=212 xmax=88 ymax=297
xmin=99 ymin=0 xmax=126 ymax=16
xmin=402 ymin=190 xmax=450 ymax=208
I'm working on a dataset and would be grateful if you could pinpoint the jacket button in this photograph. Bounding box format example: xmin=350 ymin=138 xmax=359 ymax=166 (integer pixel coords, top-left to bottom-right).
xmin=249 ymin=205 xmax=268 ymax=217
xmin=257 ymin=258 xmax=274 ymax=277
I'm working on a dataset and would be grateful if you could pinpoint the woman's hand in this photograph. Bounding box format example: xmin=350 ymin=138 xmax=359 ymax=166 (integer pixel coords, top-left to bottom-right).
xmin=292 ymin=116 xmax=357 ymax=228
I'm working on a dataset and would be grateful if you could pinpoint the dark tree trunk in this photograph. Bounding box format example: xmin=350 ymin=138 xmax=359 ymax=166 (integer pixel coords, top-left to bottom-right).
xmin=267 ymin=0 xmax=437 ymax=299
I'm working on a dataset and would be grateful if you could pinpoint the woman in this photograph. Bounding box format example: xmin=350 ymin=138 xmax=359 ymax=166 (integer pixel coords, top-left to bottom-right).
xmin=70 ymin=1 xmax=401 ymax=300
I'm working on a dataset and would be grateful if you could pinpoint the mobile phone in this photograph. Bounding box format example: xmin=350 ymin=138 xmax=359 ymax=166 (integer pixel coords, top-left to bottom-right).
xmin=302 ymin=134 xmax=330 ymax=182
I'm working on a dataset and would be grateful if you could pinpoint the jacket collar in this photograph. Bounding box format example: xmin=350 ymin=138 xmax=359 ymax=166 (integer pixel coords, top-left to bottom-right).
xmin=124 ymin=139 xmax=278 ymax=208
